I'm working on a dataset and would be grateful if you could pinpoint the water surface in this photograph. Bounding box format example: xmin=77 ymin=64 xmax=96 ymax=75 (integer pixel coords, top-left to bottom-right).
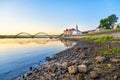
xmin=0 ymin=38 xmax=76 ymax=80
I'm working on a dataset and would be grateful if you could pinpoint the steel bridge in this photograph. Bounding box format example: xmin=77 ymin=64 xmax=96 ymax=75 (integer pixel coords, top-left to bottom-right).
xmin=14 ymin=32 xmax=63 ymax=39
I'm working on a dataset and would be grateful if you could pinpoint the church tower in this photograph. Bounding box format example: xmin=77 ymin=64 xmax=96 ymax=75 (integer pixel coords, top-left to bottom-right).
xmin=76 ymin=25 xmax=78 ymax=30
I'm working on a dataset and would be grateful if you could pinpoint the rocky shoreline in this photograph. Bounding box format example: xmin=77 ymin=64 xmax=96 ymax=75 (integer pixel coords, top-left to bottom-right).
xmin=18 ymin=40 xmax=120 ymax=80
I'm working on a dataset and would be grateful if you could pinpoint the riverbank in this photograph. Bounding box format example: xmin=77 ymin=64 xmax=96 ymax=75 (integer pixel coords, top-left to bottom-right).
xmin=61 ymin=29 xmax=120 ymax=39
xmin=18 ymin=39 xmax=120 ymax=80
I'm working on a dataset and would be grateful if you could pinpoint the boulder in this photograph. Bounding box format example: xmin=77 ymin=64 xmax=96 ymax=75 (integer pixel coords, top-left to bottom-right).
xmin=62 ymin=62 xmax=69 ymax=68
xmin=90 ymin=71 xmax=98 ymax=79
xmin=77 ymin=64 xmax=87 ymax=73
xmin=48 ymin=64 xmax=58 ymax=73
xmin=82 ymin=60 xmax=91 ymax=65
xmin=29 ymin=67 xmax=33 ymax=71
xmin=68 ymin=65 xmax=77 ymax=74
xmin=110 ymin=58 xmax=120 ymax=63
xmin=45 ymin=57 xmax=51 ymax=61
xmin=95 ymin=56 xmax=105 ymax=63
xmin=72 ymin=59 xmax=80 ymax=66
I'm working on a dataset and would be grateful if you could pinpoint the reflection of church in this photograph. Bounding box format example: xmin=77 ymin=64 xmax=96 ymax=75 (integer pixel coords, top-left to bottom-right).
xmin=62 ymin=40 xmax=76 ymax=47
xmin=64 ymin=25 xmax=82 ymax=36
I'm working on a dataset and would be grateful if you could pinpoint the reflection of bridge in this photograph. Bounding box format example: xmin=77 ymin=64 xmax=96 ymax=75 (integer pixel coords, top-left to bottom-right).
xmin=14 ymin=32 xmax=60 ymax=39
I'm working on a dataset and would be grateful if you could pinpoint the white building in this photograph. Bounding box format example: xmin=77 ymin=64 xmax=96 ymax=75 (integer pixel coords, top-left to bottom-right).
xmin=73 ymin=25 xmax=82 ymax=35
xmin=64 ymin=25 xmax=82 ymax=36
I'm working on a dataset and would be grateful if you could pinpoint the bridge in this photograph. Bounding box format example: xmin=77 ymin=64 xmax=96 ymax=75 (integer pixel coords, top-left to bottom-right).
xmin=14 ymin=32 xmax=64 ymax=39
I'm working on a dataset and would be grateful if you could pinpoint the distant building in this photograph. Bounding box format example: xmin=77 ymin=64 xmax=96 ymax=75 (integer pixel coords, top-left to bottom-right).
xmin=95 ymin=26 xmax=106 ymax=32
xmin=88 ymin=30 xmax=96 ymax=33
xmin=82 ymin=30 xmax=96 ymax=34
xmin=64 ymin=25 xmax=82 ymax=36
xmin=113 ymin=23 xmax=120 ymax=29
xmin=73 ymin=25 xmax=82 ymax=35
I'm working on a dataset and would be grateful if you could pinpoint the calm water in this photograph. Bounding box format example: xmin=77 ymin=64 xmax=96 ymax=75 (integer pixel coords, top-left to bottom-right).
xmin=0 ymin=38 xmax=76 ymax=80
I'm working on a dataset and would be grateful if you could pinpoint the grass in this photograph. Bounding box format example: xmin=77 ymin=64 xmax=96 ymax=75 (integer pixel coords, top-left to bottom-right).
xmin=87 ymin=28 xmax=120 ymax=35
xmin=83 ymin=36 xmax=113 ymax=42
xmin=100 ymin=64 xmax=112 ymax=69
xmin=96 ymin=47 xmax=120 ymax=57
xmin=111 ymin=41 xmax=120 ymax=44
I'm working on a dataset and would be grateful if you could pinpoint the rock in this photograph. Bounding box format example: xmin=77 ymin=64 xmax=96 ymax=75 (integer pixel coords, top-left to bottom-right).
xmin=68 ymin=65 xmax=78 ymax=74
xmin=90 ymin=71 xmax=98 ymax=79
xmin=77 ymin=74 xmax=83 ymax=80
xmin=26 ymin=71 xmax=33 ymax=76
xmin=107 ymin=64 xmax=112 ymax=68
xmin=48 ymin=64 xmax=58 ymax=73
xmin=45 ymin=57 xmax=51 ymax=61
xmin=83 ymin=47 xmax=89 ymax=49
xmin=79 ymin=53 xmax=85 ymax=59
xmin=110 ymin=58 xmax=120 ymax=63
xmin=95 ymin=56 xmax=105 ymax=63
xmin=46 ymin=56 xmax=56 ymax=61
xmin=29 ymin=67 xmax=33 ymax=71
xmin=77 ymin=64 xmax=87 ymax=73
xmin=56 ymin=71 xmax=62 ymax=76
xmin=114 ymin=75 xmax=117 ymax=79
xmin=62 ymin=62 xmax=69 ymax=68
xmin=72 ymin=59 xmax=80 ymax=66
xmin=82 ymin=60 xmax=91 ymax=65
xmin=51 ymin=73 xmax=56 ymax=77
xmin=74 ymin=46 xmax=81 ymax=52
xmin=72 ymin=77 xmax=78 ymax=80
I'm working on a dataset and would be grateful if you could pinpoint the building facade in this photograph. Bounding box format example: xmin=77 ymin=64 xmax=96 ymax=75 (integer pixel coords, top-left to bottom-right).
xmin=64 ymin=25 xmax=82 ymax=36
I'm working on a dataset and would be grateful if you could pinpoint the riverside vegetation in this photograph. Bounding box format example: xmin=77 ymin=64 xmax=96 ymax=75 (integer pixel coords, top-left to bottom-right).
xmin=18 ymin=36 xmax=120 ymax=80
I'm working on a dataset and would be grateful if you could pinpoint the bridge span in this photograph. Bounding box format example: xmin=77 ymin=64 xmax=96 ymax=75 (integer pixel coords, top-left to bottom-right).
xmin=14 ymin=32 xmax=63 ymax=39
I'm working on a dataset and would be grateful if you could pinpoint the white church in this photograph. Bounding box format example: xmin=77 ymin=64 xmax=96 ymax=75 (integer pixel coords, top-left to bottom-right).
xmin=64 ymin=25 xmax=82 ymax=36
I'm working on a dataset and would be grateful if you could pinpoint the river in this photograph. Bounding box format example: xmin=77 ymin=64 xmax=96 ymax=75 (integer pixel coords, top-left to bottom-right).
xmin=0 ymin=38 xmax=76 ymax=80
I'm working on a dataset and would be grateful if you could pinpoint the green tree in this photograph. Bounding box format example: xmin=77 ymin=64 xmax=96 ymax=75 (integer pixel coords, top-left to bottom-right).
xmin=107 ymin=14 xmax=118 ymax=28
xmin=99 ymin=14 xmax=118 ymax=29
xmin=100 ymin=18 xmax=110 ymax=29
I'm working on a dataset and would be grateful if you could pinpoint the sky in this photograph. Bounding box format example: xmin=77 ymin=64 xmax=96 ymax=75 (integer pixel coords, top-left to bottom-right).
xmin=0 ymin=0 xmax=120 ymax=35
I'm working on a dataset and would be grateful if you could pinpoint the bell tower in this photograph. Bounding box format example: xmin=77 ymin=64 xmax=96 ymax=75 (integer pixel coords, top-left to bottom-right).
xmin=76 ymin=25 xmax=78 ymax=30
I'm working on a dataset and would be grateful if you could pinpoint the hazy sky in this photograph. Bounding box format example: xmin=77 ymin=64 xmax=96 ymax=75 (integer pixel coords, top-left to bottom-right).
xmin=0 ymin=0 xmax=120 ymax=35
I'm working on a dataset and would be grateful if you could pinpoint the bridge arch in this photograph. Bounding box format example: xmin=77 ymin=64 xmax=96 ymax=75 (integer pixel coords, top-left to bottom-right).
xmin=33 ymin=32 xmax=52 ymax=38
xmin=14 ymin=32 xmax=33 ymax=38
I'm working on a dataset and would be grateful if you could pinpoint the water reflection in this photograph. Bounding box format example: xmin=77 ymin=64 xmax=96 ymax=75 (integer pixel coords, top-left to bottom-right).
xmin=0 ymin=38 xmax=58 ymax=45
xmin=61 ymin=40 xmax=76 ymax=47
xmin=0 ymin=38 xmax=76 ymax=47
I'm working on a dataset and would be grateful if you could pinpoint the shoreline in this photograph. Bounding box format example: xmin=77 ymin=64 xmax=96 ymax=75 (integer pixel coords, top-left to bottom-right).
xmin=18 ymin=39 xmax=120 ymax=80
